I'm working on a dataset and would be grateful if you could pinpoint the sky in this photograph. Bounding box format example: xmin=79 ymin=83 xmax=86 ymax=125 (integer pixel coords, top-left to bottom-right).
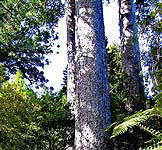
xmin=44 ymin=0 xmax=120 ymax=92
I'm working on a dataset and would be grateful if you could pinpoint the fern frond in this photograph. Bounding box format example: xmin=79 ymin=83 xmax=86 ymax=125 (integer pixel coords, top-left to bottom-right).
xmin=110 ymin=109 xmax=155 ymax=138
xmin=139 ymin=139 xmax=162 ymax=150
xmin=138 ymin=124 xmax=162 ymax=150
xmin=139 ymin=124 xmax=161 ymax=136
xmin=111 ymin=116 xmax=148 ymax=138
xmin=123 ymin=109 xmax=154 ymax=121
xmin=145 ymin=134 xmax=162 ymax=144
xmin=105 ymin=122 xmax=119 ymax=132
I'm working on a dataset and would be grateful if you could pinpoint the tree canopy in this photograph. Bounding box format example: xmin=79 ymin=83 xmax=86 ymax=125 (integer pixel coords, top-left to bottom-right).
xmin=0 ymin=0 xmax=64 ymax=86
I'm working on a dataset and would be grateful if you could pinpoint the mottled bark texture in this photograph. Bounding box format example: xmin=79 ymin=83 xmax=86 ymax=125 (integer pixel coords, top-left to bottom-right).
xmin=74 ymin=0 xmax=111 ymax=149
xmin=119 ymin=0 xmax=144 ymax=113
xmin=66 ymin=0 xmax=76 ymax=113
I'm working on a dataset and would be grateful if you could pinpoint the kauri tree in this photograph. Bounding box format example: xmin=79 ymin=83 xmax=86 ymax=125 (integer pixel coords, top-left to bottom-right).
xmin=118 ymin=0 xmax=144 ymax=113
xmin=74 ymin=0 xmax=111 ymax=149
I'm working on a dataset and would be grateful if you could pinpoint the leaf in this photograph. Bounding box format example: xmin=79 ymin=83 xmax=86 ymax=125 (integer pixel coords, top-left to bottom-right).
xmin=150 ymin=11 xmax=156 ymax=18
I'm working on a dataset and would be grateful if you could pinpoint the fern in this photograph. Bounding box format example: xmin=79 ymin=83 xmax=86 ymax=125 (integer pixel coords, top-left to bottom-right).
xmin=106 ymin=71 xmax=162 ymax=138
xmin=106 ymin=108 xmax=155 ymax=138
xmin=138 ymin=124 xmax=162 ymax=150
xmin=107 ymin=104 xmax=162 ymax=138
xmin=139 ymin=145 xmax=162 ymax=150
xmin=106 ymin=103 xmax=162 ymax=149
xmin=105 ymin=122 xmax=119 ymax=133
xmin=139 ymin=139 xmax=162 ymax=150
xmin=139 ymin=124 xmax=161 ymax=136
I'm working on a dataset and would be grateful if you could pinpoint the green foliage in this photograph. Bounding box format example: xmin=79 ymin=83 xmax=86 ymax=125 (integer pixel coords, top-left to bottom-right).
xmin=139 ymin=124 xmax=162 ymax=150
xmin=0 ymin=71 xmax=33 ymax=149
xmin=106 ymin=104 xmax=161 ymax=149
xmin=0 ymin=0 xmax=64 ymax=86
xmin=0 ymin=71 xmax=74 ymax=149
xmin=107 ymin=44 xmax=128 ymax=121
xmin=107 ymin=44 xmax=144 ymax=121
xmin=106 ymin=109 xmax=155 ymax=137
xmin=32 ymin=90 xmax=74 ymax=149
xmin=0 ymin=64 xmax=8 ymax=84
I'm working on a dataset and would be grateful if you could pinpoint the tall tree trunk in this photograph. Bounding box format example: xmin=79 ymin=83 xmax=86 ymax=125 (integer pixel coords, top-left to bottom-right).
xmin=74 ymin=0 xmax=111 ymax=149
xmin=66 ymin=0 xmax=76 ymax=113
xmin=119 ymin=0 xmax=144 ymax=113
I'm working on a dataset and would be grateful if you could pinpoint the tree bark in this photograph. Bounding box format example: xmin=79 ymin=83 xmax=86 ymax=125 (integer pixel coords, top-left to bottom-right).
xmin=66 ymin=0 xmax=76 ymax=113
xmin=74 ymin=0 xmax=111 ymax=149
xmin=119 ymin=0 xmax=144 ymax=113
